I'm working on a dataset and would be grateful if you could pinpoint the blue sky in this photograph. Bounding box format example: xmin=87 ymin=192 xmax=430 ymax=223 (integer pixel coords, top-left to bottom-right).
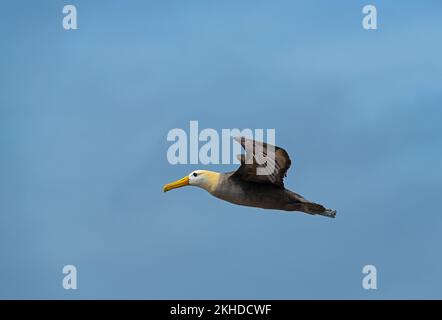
xmin=1 ymin=0 xmax=441 ymax=299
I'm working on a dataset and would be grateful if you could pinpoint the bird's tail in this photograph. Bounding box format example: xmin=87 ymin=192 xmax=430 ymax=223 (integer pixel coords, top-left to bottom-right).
xmin=300 ymin=202 xmax=337 ymax=218
xmin=286 ymin=191 xmax=336 ymax=218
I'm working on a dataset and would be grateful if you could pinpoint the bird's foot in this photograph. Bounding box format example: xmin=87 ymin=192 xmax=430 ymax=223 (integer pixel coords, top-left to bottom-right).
xmin=320 ymin=209 xmax=337 ymax=218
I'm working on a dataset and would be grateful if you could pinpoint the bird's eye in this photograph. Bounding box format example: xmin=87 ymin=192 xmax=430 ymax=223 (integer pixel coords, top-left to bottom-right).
xmin=193 ymin=172 xmax=197 ymax=177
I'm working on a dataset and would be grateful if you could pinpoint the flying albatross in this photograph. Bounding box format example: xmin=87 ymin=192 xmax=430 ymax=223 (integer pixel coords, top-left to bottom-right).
xmin=163 ymin=137 xmax=336 ymax=218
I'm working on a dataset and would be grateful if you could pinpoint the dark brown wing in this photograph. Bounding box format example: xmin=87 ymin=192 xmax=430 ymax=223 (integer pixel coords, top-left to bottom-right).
xmin=233 ymin=136 xmax=292 ymax=188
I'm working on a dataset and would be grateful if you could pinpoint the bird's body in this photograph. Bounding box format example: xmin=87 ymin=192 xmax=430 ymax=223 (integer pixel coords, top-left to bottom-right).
xmin=210 ymin=172 xmax=335 ymax=217
xmin=164 ymin=137 xmax=336 ymax=218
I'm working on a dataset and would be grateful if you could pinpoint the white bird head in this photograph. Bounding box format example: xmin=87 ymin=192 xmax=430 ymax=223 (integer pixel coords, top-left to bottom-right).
xmin=163 ymin=170 xmax=220 ymax=193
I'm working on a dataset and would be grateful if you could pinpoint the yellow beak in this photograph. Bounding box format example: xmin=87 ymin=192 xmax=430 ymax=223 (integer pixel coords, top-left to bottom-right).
xmin=163 ymin=176 xmax=190 ymax=192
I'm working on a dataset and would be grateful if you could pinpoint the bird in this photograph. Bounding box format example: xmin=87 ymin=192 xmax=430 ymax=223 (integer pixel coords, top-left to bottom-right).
xmin=163 ymin=136 xmax=336 ymax=218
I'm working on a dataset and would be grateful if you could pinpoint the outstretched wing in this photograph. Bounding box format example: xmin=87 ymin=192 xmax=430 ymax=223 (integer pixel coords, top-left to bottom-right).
xmin=232 ymin=136 xmax=292 ymax=188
